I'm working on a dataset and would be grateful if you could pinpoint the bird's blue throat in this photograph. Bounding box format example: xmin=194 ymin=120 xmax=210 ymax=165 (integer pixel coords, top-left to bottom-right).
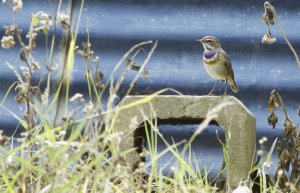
xmin=203 ymin=50 xmax=217 ymax=60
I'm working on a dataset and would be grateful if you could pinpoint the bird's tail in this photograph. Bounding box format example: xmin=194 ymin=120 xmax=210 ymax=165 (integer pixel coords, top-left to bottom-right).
xmin=229 ymin=80 xmax=239 ymax=93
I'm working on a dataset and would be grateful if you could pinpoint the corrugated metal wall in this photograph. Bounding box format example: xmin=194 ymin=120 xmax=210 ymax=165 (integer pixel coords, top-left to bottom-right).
xmin=1 ymin=0 xmax=300 ymax=175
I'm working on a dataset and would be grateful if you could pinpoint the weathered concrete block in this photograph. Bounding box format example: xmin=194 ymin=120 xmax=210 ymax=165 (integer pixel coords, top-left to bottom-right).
xmin=113 ymin=95 xmax=256 ymax=188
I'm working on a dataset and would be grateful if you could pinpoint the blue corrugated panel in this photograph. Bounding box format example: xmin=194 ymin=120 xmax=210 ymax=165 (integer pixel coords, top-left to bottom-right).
xmin=1 ymin=0 xmax=300 ymax=175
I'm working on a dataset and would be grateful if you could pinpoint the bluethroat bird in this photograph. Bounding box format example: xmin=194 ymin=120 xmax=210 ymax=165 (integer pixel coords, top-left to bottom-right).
xmin=197 ymin=36 xmax=239 ymax=95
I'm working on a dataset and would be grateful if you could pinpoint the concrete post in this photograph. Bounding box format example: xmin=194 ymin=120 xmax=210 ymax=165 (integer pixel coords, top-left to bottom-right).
xmin=113 ymin=95 xmax=256 ymax=188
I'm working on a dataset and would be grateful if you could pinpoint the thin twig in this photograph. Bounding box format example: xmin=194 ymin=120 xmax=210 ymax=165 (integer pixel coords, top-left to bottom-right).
xmin=270 ymin=3 xmax=300 ymax=67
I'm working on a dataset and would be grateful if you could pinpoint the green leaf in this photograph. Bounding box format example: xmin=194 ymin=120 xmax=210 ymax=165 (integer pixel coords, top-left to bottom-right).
xmin=250 ymin=138 xmax=278 ymax=173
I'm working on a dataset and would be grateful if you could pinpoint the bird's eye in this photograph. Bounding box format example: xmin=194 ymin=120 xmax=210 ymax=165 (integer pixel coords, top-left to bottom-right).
xmin=207 ymin=40 xmax=212 ymax=43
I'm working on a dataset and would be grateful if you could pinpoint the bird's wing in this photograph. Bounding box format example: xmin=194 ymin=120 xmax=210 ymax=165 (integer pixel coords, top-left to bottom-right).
xmin=219 ymin=51 xmax=235 ymax=81
xmin=219 ymin=51 xmax=239 ymax=93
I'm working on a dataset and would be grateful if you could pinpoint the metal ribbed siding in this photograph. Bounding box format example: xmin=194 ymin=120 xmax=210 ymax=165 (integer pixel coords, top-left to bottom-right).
xmin=1 ymin=0 xmax=300 ymax=175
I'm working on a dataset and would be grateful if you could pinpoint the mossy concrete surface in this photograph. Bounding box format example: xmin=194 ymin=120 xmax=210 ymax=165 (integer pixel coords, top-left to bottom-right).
xmin=113 ymin=95 xmax=256 ymax=188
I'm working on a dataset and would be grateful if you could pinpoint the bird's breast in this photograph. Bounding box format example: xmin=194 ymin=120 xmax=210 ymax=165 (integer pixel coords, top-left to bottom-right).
xmin=203 ymin=59 xmax=228 ymax=80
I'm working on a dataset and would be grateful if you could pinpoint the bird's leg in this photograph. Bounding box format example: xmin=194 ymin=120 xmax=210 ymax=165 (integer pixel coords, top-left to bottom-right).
xmin=223 ymin=80 xmax=227 ymax=96
xmin=208 ymin=80 xmax=219 ymax=96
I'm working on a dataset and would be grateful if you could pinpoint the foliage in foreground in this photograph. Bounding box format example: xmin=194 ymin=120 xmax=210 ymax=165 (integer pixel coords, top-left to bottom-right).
xmin=0 ymin=0 xmax=299 ymax=193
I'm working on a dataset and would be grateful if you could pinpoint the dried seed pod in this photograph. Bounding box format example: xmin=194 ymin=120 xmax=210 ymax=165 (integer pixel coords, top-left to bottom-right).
xmin=262 ymin=34 xmax=276 ymax=45
xmin=268 ymin=112 xmax=278 ymax=128
xmin=58 ymin=12 xmax=71 ymax=30
xmin=267 ymin=90 xmax=280 ymax=111
xmin=96 ymin=71 xmax=104 ymax=81
xmin=262 ymin=1 xmax=275 ymax=25
xmin=1 ymin=35 xmax=15 ymax=49
xmin=296 ymin=135 xmax=300 ymax=152
xmin=284 ymin=122 xmax=296 ymax=137
xmin=14 ymin=94 xmax=26 ymax=103
xmin=32 ymin=61 xmax=40 ymax=70
xmin=0 ymin=130 xmax=10 ymax=146
xmin=142 ymin=69 xmax=149 ymax=79
xmin=3 ymin=25 xmax=17 ymax=36
xmin=19 ymin=49 xmax=26 ymax=61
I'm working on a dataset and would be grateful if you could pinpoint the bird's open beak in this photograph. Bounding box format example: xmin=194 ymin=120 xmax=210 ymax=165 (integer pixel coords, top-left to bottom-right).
xmin=196 ymin=38 xmax=204 ymax=43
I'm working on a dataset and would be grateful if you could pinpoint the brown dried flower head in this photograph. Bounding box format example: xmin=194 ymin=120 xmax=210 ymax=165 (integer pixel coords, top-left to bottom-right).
xmin=0 ymin=130 xmax=10 ymax=145
xmin=77 ymin=42 xmax=94 ymax=59
xmin=262 ymin=1 xmax=275 ymax=25
xmin=268 ymin=111 xmax=278 ymax=129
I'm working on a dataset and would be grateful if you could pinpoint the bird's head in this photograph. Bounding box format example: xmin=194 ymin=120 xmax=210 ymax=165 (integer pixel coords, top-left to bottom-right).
xmin=197 ymin=36 xmax=222 ymax=51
